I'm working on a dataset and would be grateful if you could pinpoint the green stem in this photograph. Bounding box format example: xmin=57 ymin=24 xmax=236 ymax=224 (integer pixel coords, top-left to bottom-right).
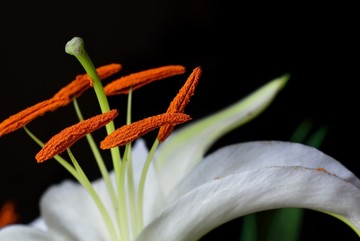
xmin=65 ymin=37 xmax=110 ymax=115
xmin=65 ymin=36 xmax=122 ymax=165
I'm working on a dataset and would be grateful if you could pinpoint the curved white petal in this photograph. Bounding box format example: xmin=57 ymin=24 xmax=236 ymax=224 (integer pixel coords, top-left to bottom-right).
xmin=40 ymin=179 xmax=111 ymax=241
xmin=154 ymin=75 xmax=289 ymax=196
xmin=167 ymin=141 xmax=360 ymax=202
xmin=137 ymin=166 xmax=360 ymax=241
xmin=0 ymin=225 xmax=51 ymax=241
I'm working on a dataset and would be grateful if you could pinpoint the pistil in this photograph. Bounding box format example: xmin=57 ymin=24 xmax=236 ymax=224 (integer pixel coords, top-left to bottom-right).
xmin=65 ymin=36 xmax=129 ymax=241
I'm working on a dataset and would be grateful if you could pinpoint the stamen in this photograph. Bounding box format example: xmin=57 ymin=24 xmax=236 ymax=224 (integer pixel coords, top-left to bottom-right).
xmin=0 ymin=64 xmax=121 ymax=138
xmin=0 ymin=201 xmax=19 ymax=227
xmin=0 ymin=98 xmax=70 ymax=137
xmin=158 ymin=66 xmax=202 ymax=142
xmin=35 ymin=109 xmax=119 ymax=163
xmin=104 ymin=65 xmax=186 ymax=96
xmin=54 ymin=63 xmax=122 ymax=99
xmin=100 ymin=113 xmax=191 ymax=149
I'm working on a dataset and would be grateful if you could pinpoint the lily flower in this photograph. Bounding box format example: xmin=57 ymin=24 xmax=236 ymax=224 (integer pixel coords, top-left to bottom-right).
xmin=1 ymin=37 xmax=360 ymax=241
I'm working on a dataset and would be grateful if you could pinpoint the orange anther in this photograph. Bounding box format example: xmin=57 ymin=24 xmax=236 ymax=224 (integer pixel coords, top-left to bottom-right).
xmin=104 ymin=65 xmax=185 ymax=96
xmin=54 ymin=63 xmax=122 ymax=99
xmin=158 ymin=66 xmax=202 ymax=141
xmin=35 ymin=109 xmax=119 ymax=163
xmin=0 ymin=98 xmax=70 ymax=137
xmin=101 ymin=113 xmax=191 ymax=149
xmin=0 ymin=64 xmax=121 ymax=138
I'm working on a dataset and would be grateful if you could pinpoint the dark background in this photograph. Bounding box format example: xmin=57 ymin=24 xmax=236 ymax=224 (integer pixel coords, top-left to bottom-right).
xmin=0 ymin=1 xmax=359 ymax=240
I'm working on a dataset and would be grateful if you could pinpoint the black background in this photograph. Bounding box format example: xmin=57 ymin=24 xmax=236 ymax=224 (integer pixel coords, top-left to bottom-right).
xmin=0 ymin=1 xmax=359 ymax=240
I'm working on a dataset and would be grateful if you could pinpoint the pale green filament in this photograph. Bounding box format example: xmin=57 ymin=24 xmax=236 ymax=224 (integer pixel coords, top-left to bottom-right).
xmin=137 ymin=138 xmax=159 ymax=229
xmin=66 ymin=149 xmax=120 ymax=241
xmin=125 ymin=143 xmax=138 ymax=237
xmin=23 ymin=126 xmax=78 ymax=178
xmin=23 ymin=126 xmax=119 ymax=241
xmin=124 ymin=88 xmax=139 ymax=237
xmin=118 ymin=152 xmax=130 ymax=241
xmin=72 ymin=98 xmax=120 ymax=224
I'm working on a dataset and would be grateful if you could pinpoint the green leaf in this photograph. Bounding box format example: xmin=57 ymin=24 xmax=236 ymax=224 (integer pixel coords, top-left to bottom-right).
xmin=264 ymin=208 xmax=304 ymax=241
xmin=239 ymin=214 xmax=258 ymax=241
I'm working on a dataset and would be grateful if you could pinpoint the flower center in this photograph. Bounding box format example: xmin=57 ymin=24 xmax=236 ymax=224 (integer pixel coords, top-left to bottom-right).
xmin=18 ymin=37 xmax=201 ymax=241
xmin=0 ymin=36 xmax=200 ymax=241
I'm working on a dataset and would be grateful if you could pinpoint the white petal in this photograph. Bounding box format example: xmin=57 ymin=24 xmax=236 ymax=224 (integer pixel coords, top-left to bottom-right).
xmin=154 ymin=75 xmax=289 ymax=196
xmin=30 ymin=217 xmax=47 ymax=231
xmin=137 ymin=166 xmax=360 ymax=241
xmin=40 ymin=179 xmax=111 ymax=241
xmin=130 ymin=138 xmax=149 ymax=185
xmin=35 ymin=139 xmax=159 ymax=241
xmin=168 ymin=141 xmax=360 ymax=202
xmin=0 ymin=225 xmax=51 ymax=241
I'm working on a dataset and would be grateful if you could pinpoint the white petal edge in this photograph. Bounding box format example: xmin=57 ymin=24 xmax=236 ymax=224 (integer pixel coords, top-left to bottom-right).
xmin=154 ymin=74 xmax=289 ymax=196
xmin=0 ymin=225 xmax=51 ymax=241
xmin=167 ymin=141 xmax=360 ymax=202
xmin=137 ymin=166 xmax=360 ymax=241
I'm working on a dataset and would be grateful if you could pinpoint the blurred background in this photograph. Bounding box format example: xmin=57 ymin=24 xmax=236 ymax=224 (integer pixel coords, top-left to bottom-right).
xmin=0 ymin=1 xmax=359 ymax=240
